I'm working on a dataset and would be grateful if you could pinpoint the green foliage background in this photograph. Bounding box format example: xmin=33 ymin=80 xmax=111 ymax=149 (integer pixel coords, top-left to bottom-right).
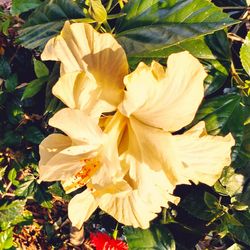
xmin=0 ymin=0 xmax=250 ymax=249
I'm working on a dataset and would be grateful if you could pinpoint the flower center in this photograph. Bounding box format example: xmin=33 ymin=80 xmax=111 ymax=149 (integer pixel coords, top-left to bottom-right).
xmin=62 ymin=158 xmax=101 ymax=193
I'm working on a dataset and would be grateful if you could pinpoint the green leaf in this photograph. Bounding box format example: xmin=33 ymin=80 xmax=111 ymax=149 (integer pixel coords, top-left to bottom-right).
xmin=0 ymin=57 xmax=11 ymax=79
xmin=1 ymin=19 xmax=10 ymax=36
xmin=88 ymin=0 xmax=107 ymax=23
xmin=5 ymin=74 xmax=18 ymax=92
xmin=18 ymin=0 xmax=84 ymax=50
xmin=21 ymin=76 xmax=48 ymax=100
xmin=204 ymin=192 xmax=218 ymax=209
xmin=225 ymin=211 xmax=250 ymax=246
xmin=214 ymin=166 xmax=244 ymax=197
xmin=116 ymin=0 xmax=237 ymax=58
xmin=193 ymin=94 xmax=241 ymax=135
xmin=1 ymin=131 xmax=22 ymax=147
xmin=7 ymin=168 xmax=19 ymax=186
xmin=0 ymin=200 xmax=26 ymax=230
xmin=33 ymin=58 xmax=49 ymax=78
xmin=227 ymin=243 xmax=245 ymax=250
xmin=124 ymin=225 xmax=175 ymax=249
xmin=0 ymin=228 xmax=13 ymax=250
xmin=240 ymin=31 xmax=250 ymax=76
xmin=6 ymin=102 xmax=24 ymax=124
xmin=180 ymin=189 xmax=214 ymax=221
xmin=15 ymin=178 xmax=36 ymax=198
xmin=34 ymin=185 xmax=53 ymax=209
xmin=24 ymin=126 xmax=44 ymax=144
xmin=11 ymin=0 xmax=42 ymax=15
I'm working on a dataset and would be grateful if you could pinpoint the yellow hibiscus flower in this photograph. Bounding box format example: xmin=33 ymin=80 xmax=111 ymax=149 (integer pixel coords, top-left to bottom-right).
xmin=39 ymin=22 xmax=235 ymax=230
xmin=41 ymin=21 xmax=128 ymax=117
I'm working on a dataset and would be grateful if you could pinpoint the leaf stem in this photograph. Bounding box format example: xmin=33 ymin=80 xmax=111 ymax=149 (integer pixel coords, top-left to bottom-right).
xmin=231 ymin=62 xmax=245 ymax=87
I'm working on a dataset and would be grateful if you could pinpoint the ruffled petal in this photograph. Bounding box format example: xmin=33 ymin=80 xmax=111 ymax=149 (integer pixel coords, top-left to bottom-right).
xmin=125 ymin=116 xmax=189 ymax=186
xmin=98 ymin=190 xmax=157 ymax=229
xmin=68 ymin=189 xmax=98 ymax=229
xmin=42 ymin=21 xmax=128 ymax=112
xmin=39 ymin=145 xmax=99 ymax=182
xmin=39 ymin=133 xmax=72 ymax=166
xmin=172 ymin=121 xmax=235 ymax=186
xmin=52 ymin=71 xmax=116 ymax=118
xmin=49 ymin=108 xmax=103 ymax=146
xmin=119 ymin=51 xmax=207 ymax=132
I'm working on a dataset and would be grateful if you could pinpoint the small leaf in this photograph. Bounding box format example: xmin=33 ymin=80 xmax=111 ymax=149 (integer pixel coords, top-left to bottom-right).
xmin=88 ymin=0 xmax=107 ymax=23
xmin=0 ymin=228 xmax=13 ymax=250
xmin=1 ymin=19 xmax=10 ymax=36
xmin=5 ymin=74 xmax=18 ymax=92
xmin=21 ymin=76 xmax=48 ymax=100
xmin=7 ymin=168 xmax=19 ymax=186
xmin=33 ymin=58 xmax=49 ymax=78
xmin=124 ymin=224 xmax=175 ymax=249
xmin=34 ymin=185 xmax=53 ymax=209
xmin=214 ymin=167 xmax=244 ymax=197
xmin=227 ymin=243 xmax=245 ymax=250
xmin=240 ymin=31 xmax=250 ymax=76
xmin=11 ymin=0 xmax=42 ymax=15
xmin=0 ymin=57 xmax=11 ymax=79
xmin=204 ymin=192 xmax=218 ymax=209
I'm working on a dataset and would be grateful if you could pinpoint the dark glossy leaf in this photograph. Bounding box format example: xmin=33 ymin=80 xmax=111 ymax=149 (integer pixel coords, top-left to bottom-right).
xmin=0 ymin=57 xmax=11 ymax=79
xmin=212 ymin=0 xmax=247 ymax=7
xmin=226 ymin=211 xmax=250 ymax=246
xmin=116 ymin=0 xmax=237 ymax=58
xmin=1 ymin=130 xmax=22 ymax=147
xmin=5 ymin=74 xmax=18 ymax=92
xmin=18 ymin=0 xmax=84 ymax=50
xmin=180 ymin=190 xmax=215 ymax=221
xmin=204 ymin=192 xmax=218 ymax=209
xmin=21 ymin=76 xmax=48 ymax=100
xmin=24 ymin=126 xmax=44 ymax=144
xmin=193 ymin=94 xmax=241 ymax=135
xmin=11 ymin=0 xmax=42 ymax=15
xmin=124 ymin=225 xmax=175 ymax=249
xmin=6 ymin=102 xmax=24 ymax=124
xmin=34 ymin=185 xmax=53 ymax=209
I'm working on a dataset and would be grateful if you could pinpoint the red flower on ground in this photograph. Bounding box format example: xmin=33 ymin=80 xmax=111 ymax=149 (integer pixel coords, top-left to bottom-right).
xmin=90 ymin=232 xmax=128 ymax=250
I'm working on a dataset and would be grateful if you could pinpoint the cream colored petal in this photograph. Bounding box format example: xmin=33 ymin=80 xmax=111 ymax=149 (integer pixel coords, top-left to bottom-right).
xmin=173 ymin=122 xmax=235 ymax=186
xmin=96 ymin=116 xmax=180 ymax=229
xmin=68 ymin=189 xmax=98 ymax=229
xmin=39 ymin=145 xmax=98 ymax=182
xmin=53 ymin=71 xmax=118 ymax=117
xmin=126 ymin=116 xmax=189 ymax=186
xmin=119 ymin=51 xmax=207 ymax=132
xmin=39 ymin=133 xmax=72 ymax=166
xmin=90 ymin=113 xmax=128 ymax=187
xmin=42 ymin=21 xmax=128 ymax=111
xmin=49 ymin=108 xmax=103 ymax=146
xmin=98 ymin=177 xmax=178 ymax=229
xmin=98 ymin=190 xmax=158 ymax=229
